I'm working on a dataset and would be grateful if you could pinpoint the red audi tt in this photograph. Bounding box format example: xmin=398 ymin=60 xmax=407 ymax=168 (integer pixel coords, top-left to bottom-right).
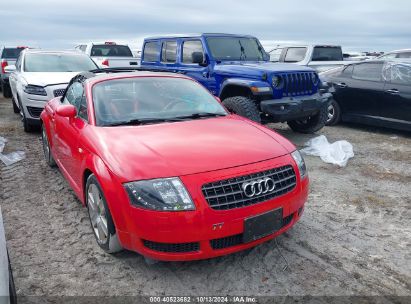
xmin=40 ymin=70 xmax=309 ymax=261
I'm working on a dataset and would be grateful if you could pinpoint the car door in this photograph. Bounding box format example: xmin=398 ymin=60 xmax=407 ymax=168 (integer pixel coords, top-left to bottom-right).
xmin=178 ymin=39 xmax=218 ymax=95
xmin=54 ymin=81 xmax=88 ymax=190
xmin=338 ymin=62 xmax=385 ymax=117
xmin=381 ymin=62 xmax=411 ymax=122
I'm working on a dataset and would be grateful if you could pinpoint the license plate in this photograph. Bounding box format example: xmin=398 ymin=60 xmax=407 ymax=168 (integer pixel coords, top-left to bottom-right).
xmin=243 ymin=208 xmax=283 ymax=243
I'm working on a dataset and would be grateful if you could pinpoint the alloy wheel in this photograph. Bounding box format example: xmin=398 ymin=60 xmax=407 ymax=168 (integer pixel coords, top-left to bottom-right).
xmin=87 ymin=184 xmax=109 ymax=244
xmin=327 ymin=104 xmax=335 ymax=123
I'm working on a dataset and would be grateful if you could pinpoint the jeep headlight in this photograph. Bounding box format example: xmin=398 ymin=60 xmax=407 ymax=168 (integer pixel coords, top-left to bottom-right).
xmin=124 ymin=178 xmax=195 ymax=211
xmin=291 ymin=150 xmax=307 ymax=179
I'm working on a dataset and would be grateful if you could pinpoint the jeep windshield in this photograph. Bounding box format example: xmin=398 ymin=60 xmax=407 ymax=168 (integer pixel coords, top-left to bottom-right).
xmin=24 ymin=53 xmax=97 ymax=72
xmin=93 ymin=77 xmax=227 ymax=127
xmin=206 ymin=37 xmax=266 ymax=61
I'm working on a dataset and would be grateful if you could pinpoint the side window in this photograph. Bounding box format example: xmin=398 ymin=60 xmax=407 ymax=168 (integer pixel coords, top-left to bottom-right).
xmin=182 ymin=40 xmax=204 ymax=64
xmin=389 ymin=63 xmax=411 ymax=85
xmin=143 ymin=42 xmax=160 ymax=62
xmin=284 ymin=47 xmax=307 ymax=62
xmin=64 ymin=82 xmax=85 ymax=113
xmin=269 ymin=48 xmax=283 ymax=62
xmin=161 ymin=41 xmax=177 ymax=63
xmin=342 ymin=65 xmax=354 ymax=77
xmin=78 ymin=95 xmax=88 ymax=121
xmin=15 ymin=54 xmax=22 ymax=71
xmin=352 ymin=63 xmax=383 ymax=82
xmin=397 ymin=52 xmax=411 ymax=59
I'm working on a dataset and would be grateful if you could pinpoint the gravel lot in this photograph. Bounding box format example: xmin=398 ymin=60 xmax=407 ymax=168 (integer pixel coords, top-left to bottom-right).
xmin=0 ymin=95 xmax=410 ymax=299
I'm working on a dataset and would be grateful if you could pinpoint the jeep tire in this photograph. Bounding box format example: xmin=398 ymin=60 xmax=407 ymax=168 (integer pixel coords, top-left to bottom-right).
xmin=287 ymin=102 xmax=328 ymax=134
xmin=222 ymin=96 xmax=261 ymax=123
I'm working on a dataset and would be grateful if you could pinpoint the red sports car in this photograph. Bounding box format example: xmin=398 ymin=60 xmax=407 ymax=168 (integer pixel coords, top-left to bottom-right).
xmin=40 ymin=70 xmax=309 ymax=261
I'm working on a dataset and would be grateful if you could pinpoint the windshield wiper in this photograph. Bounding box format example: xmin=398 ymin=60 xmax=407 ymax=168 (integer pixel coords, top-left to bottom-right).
xmin=174 ymin=112 xmax=226 ymax=120
xmin=105 ymin=117 xmax=183 ymax=126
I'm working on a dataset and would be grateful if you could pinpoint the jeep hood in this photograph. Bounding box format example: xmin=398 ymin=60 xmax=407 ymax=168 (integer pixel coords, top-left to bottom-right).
xmin=22 ymin=72 xmax=79 ymax=87
xmin=87 ymin=116 xmax=294 ymax=182
xmin=214 ymin=61 xmax=314 ymax=79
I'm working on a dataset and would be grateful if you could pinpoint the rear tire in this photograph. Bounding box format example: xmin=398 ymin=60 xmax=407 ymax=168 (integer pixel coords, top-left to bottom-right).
xmin=287 ymin=102 xmax=328 ymax=133
xmin=325 ymin=99 xmax=341 ymax=126
xmin=222 ymin=96 xmax=261 ymax=123
xmin=2 ymin=81 xmax=12 ymax=98
xmin=86 ymin=174 xmax=123 ymax=254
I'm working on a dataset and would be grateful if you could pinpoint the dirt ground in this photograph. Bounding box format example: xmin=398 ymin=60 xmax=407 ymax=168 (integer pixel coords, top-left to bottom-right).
xmin=0 ymin=95 xmax=410 ymax=299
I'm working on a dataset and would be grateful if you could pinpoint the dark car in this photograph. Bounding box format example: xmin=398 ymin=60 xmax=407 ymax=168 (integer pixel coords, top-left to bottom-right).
xmin=321 ymin=60 xmax=411 ymax=131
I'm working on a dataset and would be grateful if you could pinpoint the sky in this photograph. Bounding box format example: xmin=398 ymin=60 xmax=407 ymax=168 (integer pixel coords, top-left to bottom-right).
xmin=0 ymin=0 xmax=410 ymax=53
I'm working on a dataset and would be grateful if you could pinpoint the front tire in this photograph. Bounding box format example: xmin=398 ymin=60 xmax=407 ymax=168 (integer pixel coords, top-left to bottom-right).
xmin=86 ymin=174 xmax=123 ymax=254
xmin=222 ymin=96 xmax=261 ymax=123
xmin=287 ymin=102 xmax=328 ymax=134
xmin=17 ymin=95 xmax=34 ymax=132
xmin=325 ymin=99 xmax=341 ymax=126
xmin=41 ymin=124 xmax=56 ymax=167
xmin=12 ymin=96 xmax=19 ymax=114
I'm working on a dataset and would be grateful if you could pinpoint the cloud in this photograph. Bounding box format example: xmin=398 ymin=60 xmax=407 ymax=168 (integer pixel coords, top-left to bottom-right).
xmin=0 ymin=0 xmax=410 ymax=52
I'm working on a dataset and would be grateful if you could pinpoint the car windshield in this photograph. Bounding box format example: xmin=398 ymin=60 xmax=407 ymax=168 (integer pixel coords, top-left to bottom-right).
xmin=90 ymin=45 xmax=133 ymax=57
xmin=206 ymin=37 xmax=266 ymax=61
xmin=24 ymin=53 xmax=97 ymax=72
xmin=1 ymin=48 xmax=25 ymax=59
xmin=93 ymin=77 xmax=228 ymax=126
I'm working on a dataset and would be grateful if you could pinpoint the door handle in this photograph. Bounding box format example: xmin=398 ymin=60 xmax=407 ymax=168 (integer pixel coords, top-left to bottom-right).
xmin=385 ymin=89 xmax=399 ymax=95
xmin=335 ymin=82 xmax=347 ymax=88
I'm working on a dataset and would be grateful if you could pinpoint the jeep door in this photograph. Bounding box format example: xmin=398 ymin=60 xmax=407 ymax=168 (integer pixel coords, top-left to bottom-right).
xmin=177 ymin=39 xmax=217 ymax=95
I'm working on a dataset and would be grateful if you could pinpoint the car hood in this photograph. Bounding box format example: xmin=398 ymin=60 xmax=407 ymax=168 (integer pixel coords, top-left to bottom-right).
xmin=86 ymin=116 xmax=294 ymax=182
xmin=22 ymin=72 xmax=79 ymax=87
xmin=214 ymin=61 xmax=315 ymax=79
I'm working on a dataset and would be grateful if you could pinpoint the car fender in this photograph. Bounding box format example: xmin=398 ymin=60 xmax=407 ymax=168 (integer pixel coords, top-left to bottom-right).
xmin=82 ymin=154 xmax=129 ymax=232
xmin=219 ymin=78 xmax=271 ymax=98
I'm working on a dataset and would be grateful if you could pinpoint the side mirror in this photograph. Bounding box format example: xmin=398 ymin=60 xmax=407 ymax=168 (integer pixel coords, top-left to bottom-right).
xmin=56 ymin=105 xmax=77 ymax=118
xmin=4 ymin=65 xmax=16 ymax=73
xmin=192 ymin=52 xmax=207 ymax=66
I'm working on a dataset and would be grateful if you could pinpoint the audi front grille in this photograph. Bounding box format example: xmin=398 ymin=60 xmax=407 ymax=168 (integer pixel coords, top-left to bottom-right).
xmin=202 ymin=165 xmax=297 ymax=210
xmin=53 ymin=89 xmax=66 ymax=97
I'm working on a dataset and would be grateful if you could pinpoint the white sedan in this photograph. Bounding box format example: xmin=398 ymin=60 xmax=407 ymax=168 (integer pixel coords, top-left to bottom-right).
xmin=7 ymin=50 xmax=98 ymax=132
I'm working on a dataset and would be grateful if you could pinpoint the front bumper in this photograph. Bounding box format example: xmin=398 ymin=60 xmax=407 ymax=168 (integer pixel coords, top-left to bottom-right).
xmin=111 ymin=155 xmax=309 ymax=261
xmin=260 ymin=92 xmax=332 ymax=122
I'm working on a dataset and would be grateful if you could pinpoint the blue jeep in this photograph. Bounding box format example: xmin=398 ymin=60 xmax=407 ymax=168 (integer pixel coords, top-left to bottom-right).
xmin=140 ymin=33 xmax=331 ymax=133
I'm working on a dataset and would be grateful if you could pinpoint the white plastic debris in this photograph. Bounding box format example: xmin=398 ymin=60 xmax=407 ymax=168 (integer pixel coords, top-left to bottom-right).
xmin=301 ymin=135 xmax=354 ymax=167
xmin=0 ymin=136 xmax=25 ymax=166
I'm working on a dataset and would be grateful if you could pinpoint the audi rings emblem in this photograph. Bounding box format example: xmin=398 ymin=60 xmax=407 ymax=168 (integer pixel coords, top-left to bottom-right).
xmin=242 ymin=178 xmax=276 ymax=198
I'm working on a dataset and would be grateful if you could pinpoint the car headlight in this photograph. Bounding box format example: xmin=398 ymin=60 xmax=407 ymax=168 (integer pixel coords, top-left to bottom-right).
xmin=24 ymin=85 xmax=47 ymax=96
xmin=291 ymin=150 xmax=307 ymax=179
xmin=272 ymin=75 xmax=283 ymax=89
xmin=124 ymin=177 xmax=195 ymax=211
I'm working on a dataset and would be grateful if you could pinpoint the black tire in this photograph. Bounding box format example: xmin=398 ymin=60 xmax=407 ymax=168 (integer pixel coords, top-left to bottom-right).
xmin=86 ymin=174 xmax=123 ymax=254
xmin=287 ymin=102 xmax=328 ymax=134
xmin=325 ymin=99 xmax=341 ymax=126
xmin=8 ymin=252 xmax=17 ymax=304
xmin=222 ymin=96 xmax=261 ymax=123
xmin=2 ymin=82 xmax=12 ymax=98
xmin=41 ymin=124 xmax=56 ymax=167
xmin=12 ymin=96 xmax=19 ymax=114
xmin=17 ymin=95 xmax=34 ymax=133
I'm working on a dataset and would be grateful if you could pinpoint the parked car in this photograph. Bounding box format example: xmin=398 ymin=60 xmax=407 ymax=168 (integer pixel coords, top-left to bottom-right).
xmin=320 ymin=59 xmax=411 ymax=131
xmin=377 ymin=49 xmax=411 ymax=60
xmin=140 ymin=33 xmax=331 ymax=133
xmin=269 ymin=44 xmax=356 ymax=73
xmin=40 ymin=69 xmax=309 ymax=261
xmin=75 ymin=42 xmax=139 ymax=68
xmin=0 ymin=208 xmax=17 ymax=304
xmin=7 ymin=49 xmax=98 ymax=132
xmin=0 ymin=46 xmax=27 ymax=98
